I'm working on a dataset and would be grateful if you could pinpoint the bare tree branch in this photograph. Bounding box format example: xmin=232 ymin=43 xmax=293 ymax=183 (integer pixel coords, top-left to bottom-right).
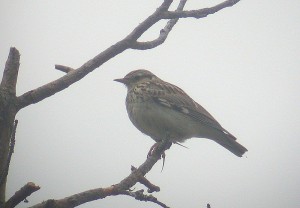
xmin=162 ymin=0 xmax=241 ymax=19
xmin=0 ymin=48 xmax=20 ymax=204
xmin=0 ymin=120 xmax=18 ymax=187
xmin=55 ymin=65 xmax=74 ymax=73
xmin=15 ymin=0 xmax=173 ymax=110
xmin=0 ymin=47 xmax=20 ymax=94
xmin=131 ymin=166 xmax=160 ymax=193
xmin=15 ymin=39 xmax=129 ymax=110
xmin=29 ymin=140 xmax=172 ymax=208
xmin=4 ymin=182 xmax=40 ymax=208
xmin=131 ymin=0 xmax=187 ymax=50
xmin=16 ymin=0 xmax=239 ymax=110
xmin=124 ymin=0 xmax=173 ymax=41
xmin=120 ymin=189 xmax=169 ymax=208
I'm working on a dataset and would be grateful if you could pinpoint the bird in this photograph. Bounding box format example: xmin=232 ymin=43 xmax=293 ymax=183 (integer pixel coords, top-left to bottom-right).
xmin=114 ymin=69 xmax=247 ymax=157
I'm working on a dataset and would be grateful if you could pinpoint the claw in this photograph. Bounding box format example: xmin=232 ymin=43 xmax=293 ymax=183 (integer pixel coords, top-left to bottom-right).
xmin=161 ymin=152 xmax=166 ymax=172
xmin=147 ymin=134 xmax=173 ymax=171
xmin=147 ymin=142 xmax=172 ymax=172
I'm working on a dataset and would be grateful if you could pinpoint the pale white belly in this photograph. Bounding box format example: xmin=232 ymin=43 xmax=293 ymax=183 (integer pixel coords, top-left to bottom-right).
xmin=127 ymin=101 xmax=211 ymax=142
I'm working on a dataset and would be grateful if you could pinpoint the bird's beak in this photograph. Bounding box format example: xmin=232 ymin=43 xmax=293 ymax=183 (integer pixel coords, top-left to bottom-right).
xmin=114 ymin=78 xmax=128 ymax=84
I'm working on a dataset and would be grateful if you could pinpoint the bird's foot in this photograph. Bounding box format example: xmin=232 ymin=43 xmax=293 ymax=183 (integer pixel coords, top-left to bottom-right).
xmin=147 ymin=141 xmax=172 ymax=158
xmin=147 ymin=141 xmax=172 ymax=171
xmin=161 ymin=152 xmax=166 ymax=172
xmin=147 ymin=143 xmax=159 ymax=158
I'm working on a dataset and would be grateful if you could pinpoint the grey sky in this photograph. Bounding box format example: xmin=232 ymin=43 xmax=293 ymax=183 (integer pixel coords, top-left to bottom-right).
xmin=1 ymin=0 xmax=299 ymax=208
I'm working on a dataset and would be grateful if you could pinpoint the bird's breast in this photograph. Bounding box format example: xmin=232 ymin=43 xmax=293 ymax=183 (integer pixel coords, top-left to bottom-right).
xmin=125 ymin=96 xmax=201 ymax=142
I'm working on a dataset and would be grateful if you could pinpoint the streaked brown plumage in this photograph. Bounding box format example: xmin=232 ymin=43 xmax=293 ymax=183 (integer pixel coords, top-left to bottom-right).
xmin=115 ymin=69 xmax=247 ymax=157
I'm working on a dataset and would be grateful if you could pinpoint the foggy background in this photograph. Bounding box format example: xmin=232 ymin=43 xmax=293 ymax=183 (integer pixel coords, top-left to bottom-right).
xmin=1 ymin=0 xmax=299 ymax=207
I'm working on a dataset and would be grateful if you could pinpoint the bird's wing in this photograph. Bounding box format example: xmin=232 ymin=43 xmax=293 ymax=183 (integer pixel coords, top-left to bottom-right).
xmin=141 ymin=81 xmax=230 ymax=134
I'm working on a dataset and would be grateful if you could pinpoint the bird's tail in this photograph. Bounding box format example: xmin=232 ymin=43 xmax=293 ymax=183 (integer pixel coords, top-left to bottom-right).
xmin=213 ymin=132 xmax=248 ymax=157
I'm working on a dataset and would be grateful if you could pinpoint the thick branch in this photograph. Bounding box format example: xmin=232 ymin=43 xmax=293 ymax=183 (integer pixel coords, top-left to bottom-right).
xmin=0 ymin=47 xmax=20 ymax=95
xmin=15 ymin=0 xmax=173 ymax=111
xmin=0 ymin=48 xmax=20 ymax=205
xmin=0 ymin=120 xmax=18 ymax=186
xmin=15 ymin=0 xmax=240 ymax=110
xmin=16 ymin=40 xmax=128 ymax=110
xmin=162 ymin=0 xmax=241 ymax=19
xmin=29 ymin=140 xmax=172 ymax=208
xmin=4 ymin=182 xmax=40 ymax=208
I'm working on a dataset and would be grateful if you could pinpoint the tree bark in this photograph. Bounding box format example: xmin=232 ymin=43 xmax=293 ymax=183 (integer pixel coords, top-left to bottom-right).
xmin=0 ymin=48 xmax=20 ymax=206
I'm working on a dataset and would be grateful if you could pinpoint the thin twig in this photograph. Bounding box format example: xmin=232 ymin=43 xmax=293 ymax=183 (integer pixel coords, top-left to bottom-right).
xmin=131 ymin=166 xmax=160 ymax=193
xmin=131 ymin=0 xmax=187 ymax=50
xmin=162 ymin=0 xmax=241 ymax=19
xmin=55 ymin=65 xmax=74 ymax=73
xmin=120 ymin=189 xmax=170 ymax=208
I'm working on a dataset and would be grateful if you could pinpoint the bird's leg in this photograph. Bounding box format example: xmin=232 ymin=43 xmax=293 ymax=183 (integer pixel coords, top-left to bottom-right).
xmin=161 ymin=133 xmax=172 ymax=171
xmin=161 ymin=152 xmax=166 ymax=172
xmin=147 ymin=133 xmax=172 ymax=171
xmin=147 ymin=133 xmax=172 ymax=158
xmin=147 ymin=142 xmax=168 ymax=171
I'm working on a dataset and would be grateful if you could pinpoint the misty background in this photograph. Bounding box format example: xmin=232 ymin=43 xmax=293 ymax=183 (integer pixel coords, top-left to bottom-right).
xmin=0 ymin=0 xmax=299 ymax=208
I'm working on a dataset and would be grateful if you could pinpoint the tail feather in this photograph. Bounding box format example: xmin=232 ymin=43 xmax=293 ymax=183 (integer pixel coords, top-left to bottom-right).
xmin=214 ymin=133 xmax=248 ymax=157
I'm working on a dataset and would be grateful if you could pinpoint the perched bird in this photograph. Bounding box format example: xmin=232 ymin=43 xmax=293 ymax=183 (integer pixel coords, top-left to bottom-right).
xmin=114 ymin=69 xmax=247 ymax=157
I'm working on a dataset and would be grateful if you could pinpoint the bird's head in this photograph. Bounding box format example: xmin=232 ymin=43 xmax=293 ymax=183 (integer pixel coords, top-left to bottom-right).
xmin=114 ymin=69 xmax=158 ymax=89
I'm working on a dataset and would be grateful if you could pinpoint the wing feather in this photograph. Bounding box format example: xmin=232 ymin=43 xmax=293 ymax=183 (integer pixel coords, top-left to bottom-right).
xmin=140 ymin=81 xmax=228 ymax=134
